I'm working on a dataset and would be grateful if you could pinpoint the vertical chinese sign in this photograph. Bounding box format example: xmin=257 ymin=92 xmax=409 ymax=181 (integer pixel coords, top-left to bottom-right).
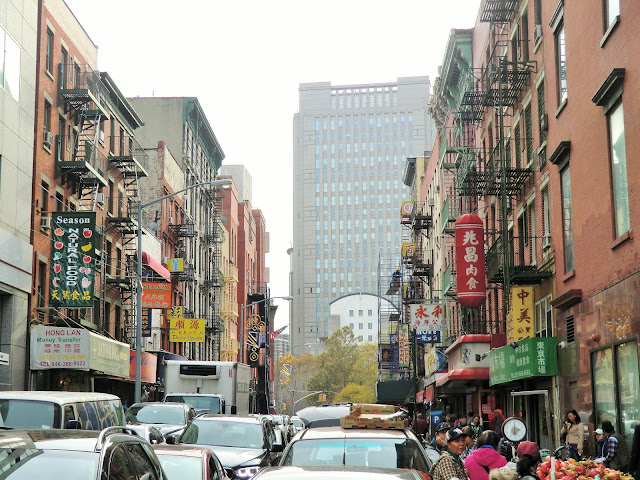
xmin=509 ymin=285 xmax=535 ymax=342
xmin=398 ymin=324 xmax=409 ymax=368
xmin=49 ymin=211 xmax=97 ymax=308
xmin=455 ymin=214 xmax=487 ymax=308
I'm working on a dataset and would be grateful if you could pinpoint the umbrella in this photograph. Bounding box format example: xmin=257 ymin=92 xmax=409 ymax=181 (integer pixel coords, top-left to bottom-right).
xmin=296 ymin=404 xmax=352 ymax=428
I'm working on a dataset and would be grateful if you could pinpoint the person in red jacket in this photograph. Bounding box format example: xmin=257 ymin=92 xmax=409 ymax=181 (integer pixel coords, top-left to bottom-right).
xmin=464 ymin=430 xmax=507 ymax=480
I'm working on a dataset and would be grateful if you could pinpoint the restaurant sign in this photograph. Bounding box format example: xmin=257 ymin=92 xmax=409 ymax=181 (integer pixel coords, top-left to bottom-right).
xmin=489 ymin=336 xmax=558 ymax=386
xmin=49 ymin=211 xmax=97 ymax=308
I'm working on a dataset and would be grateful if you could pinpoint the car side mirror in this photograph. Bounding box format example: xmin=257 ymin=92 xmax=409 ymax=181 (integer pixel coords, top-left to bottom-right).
xmin=65 ymin=419 xmax=81 ymax=429
xmin=271 ymin=442 xmax=283 ymax=453
xmin=165 ymin=434 xmax=178 ymax=445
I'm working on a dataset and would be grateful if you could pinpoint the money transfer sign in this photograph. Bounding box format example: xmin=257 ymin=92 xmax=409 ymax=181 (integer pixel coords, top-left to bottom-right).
xmin=489 ymin=336 xmax=558 ymax=385
xmin=31 ymin=326 xmax=90 ymax=370
xmin=49 ymin=211 xmax=97 ymax=308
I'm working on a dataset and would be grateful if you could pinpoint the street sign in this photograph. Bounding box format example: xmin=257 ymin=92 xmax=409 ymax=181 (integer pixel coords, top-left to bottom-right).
xmin=0 ymin=352 xmax=9 ymax=366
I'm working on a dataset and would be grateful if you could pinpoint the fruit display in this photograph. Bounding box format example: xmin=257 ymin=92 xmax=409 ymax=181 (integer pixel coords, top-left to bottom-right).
xmin=536 ymin=457 xmax=634 ymax=480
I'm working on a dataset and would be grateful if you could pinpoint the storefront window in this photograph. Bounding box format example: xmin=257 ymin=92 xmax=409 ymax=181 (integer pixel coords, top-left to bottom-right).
xmin=592 ymin=340 xmax=640 ymax=446
xmin=616 ymin=340 xmax=640 ymax=445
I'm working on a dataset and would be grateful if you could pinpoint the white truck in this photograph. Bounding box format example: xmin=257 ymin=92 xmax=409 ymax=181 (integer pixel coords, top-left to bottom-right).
xmin=163 ymin=360 xmax=251 ymax=415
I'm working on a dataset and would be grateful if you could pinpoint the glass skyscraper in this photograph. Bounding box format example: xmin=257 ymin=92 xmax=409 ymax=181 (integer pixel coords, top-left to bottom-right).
xmin=291 ymin=77 xmax=435 ymax=355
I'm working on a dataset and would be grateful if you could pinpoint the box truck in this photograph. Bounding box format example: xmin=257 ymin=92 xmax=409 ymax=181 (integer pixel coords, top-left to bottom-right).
xmin=163 ymin=361 xmax=251 ymax=415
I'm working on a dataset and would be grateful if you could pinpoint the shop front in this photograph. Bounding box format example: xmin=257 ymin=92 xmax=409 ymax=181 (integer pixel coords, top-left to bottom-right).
xmin=489 ymin=336 xmax=558 ymax=450
xmin=30 ymin=325 xmax=129 ymax=395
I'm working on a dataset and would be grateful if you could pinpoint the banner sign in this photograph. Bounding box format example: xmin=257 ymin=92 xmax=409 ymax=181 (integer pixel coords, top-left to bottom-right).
xmin=49 ymin=211 xmax=97 ymax=308
xmin=141 ymin=282 xmax=171 ymax=309
xmin=380 ymin=343 xmax=398 ymax=369
xmin=455 ymin=214 xmax=487 ymax=308
xmin=402 ymin=242 xmax=415 ymax=257
xmin=246 ymin=313 xmax=264 ymax=367
xmin=167 ymin=306 xmax=183 ymax=321
xmin=30 ymin=326 xmax=129 ymax=377
xmin=399 ymin=324 xmax=409 ymax=368
xmin=489 ymin=336 xmax=558 ymax=385
xmin=167 ymin=258 xmax=183 ymax=272
xmin=401 ymin=201 xmax=414 ymax=221
xmin=416 ymin=330 xmax=442 ymax=344
xmin=142 ymin=309 xmax=152 ymax=337
xmin=509 ymin=285 xmax=535 ymax=342
xmin=169 ymin=318 xmax=205 ymax=342
xmin=409 ymin=303 xmax=444 ymax=331
xmin=128 ymin=350 xmax=158 ymax=383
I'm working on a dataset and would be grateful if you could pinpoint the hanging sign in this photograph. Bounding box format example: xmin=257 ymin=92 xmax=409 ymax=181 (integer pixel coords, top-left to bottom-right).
xmin=455 ymin=214 xmax=487 ymax=308
xmin=509 ymin=285 xmax=535 ymax=342
xmin=399 ymin=324 xmax=409 ymax=368
xmin=141 ymin=282 xmax=171 ymax=309
xmin=401 ymin=202 xmax=414 ymax=222
xmin=49 ymin=211 xmax=97 ymax=308
xmin=409 ymin=303 xmax=444 ymax=331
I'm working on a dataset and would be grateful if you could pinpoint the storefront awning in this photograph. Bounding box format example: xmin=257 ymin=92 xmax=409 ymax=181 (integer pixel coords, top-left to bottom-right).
xmin=436 ymin=368 xmax=490 ymax=387
xmin=140 ymin=252 xmax=170 ymax=281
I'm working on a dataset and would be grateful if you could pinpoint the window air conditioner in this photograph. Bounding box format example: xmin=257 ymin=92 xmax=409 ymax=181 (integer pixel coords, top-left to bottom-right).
xmin=428 ymin=198 xmax=435 ymax=206
xmin=163 ymin=257 xmax=169 ymax=265
xmin=40 ymin=216 xmax=52 ymax=230
xmin=95 ymin=192 xmax=106 ymax=205
xmin=43 ymin=131 xmax=54 ymax=147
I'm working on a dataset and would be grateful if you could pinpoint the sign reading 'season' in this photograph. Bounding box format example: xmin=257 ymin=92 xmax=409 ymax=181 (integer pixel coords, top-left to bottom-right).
xmin=49 ymin=211 xmax=97 ymax=308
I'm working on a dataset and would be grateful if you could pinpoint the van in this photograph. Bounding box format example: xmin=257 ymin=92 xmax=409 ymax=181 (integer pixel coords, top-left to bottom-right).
xmin=0 ymin=391 xmax=125 ymax=430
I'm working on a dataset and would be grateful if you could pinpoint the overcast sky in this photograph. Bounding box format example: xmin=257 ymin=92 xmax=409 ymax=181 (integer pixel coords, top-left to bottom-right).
xmin=64 ymin=0 xmax=481 ymax=329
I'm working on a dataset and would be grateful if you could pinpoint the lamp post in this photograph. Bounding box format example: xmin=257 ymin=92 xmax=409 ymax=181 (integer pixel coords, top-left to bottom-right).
xmin=135 ymin=179 xmax=232 ymax=403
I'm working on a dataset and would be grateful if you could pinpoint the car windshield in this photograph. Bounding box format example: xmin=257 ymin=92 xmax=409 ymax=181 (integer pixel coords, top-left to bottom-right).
xmin=126 ymin=405 xmax=186 ymax=425
xmin=0 ymin=400 xmax=57 ymax=429
xmin=0 ymin=449 xmax=98 ymax=479
xmin=291 ymin=418 xmax=303 ymax=427
xmin=165 ymin=395 xmax=221 ymax=414
xmin=271 ymin=415 xmax=283 ymax=425
xmin=181 ymin=420 xmax=265 ymax=449
xmin=281 ymin=438 xmax=429 ymax=473
xmin=156 ymin=453 xmax=202 ymax=479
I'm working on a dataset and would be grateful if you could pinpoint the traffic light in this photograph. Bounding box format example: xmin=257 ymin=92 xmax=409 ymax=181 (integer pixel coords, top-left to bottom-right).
xmin=282 ymin=402 xmax=287 ymax=411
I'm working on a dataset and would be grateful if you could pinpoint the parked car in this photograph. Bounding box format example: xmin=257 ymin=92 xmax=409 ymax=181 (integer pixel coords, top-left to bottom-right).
xmin=290 ymin=416 xmax=305 ymax=433
xmin=0 ymin=426 xmax=167 ymax=480
xmin=272 ymin=414 xmax=295 ymax=444
xmin=252 ymin=465 xmax=425 ymax=480
xmin=126 ymin=401 xmax=196 ymax=437
xmin=0 ymin=391 xmax=124 ymax=430
xmin=153 ymin=444 xmax=231 ymax=480
xmin=127 ymin=424 xmax=166 ymax=444
xmin=174 ymin=414 xmax=283 ymax=478
xmin=278 ymin=425 xmax=430 ymax=477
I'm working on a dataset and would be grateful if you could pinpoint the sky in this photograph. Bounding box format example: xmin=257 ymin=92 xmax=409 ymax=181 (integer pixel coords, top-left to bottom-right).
xmin=64 ymin=0 xmax=482 ymax=329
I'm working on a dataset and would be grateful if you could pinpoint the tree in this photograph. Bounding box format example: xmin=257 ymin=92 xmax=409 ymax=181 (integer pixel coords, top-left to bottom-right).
xmin=308 ymin=326 xmax=358 ymax=394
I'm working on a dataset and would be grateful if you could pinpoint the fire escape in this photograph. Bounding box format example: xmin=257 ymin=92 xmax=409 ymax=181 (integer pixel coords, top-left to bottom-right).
xmin=378 ymin=254 xmax=405 ymax=381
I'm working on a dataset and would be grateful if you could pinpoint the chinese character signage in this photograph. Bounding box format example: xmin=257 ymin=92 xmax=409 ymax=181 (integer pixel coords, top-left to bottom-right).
xmin=510 ymin=285 xmax=535 ymax=342
xmin=401 ymin=202 xmax=414 ymax=221
xmin=455 ymin=214 xmax=487 ymax=308
xmin=141 ymin=282 xmax=171 ymax=309
xmin=409 ymin=303 xmax=444 ymax=331
xmin=169 ymin=318 xmax=205 ymax=342
xmin=141 ymin=309 xmax=152 ymax=337
xmin=402 ymin=242 xmax=415 ymax=257
xmin=167 ymin=258 xmax=183 ymax=272
xmin=416 ymin=330 xmax=441 ymax=344
xmin=399 ymin=324 xmax=409 ymax=368
xmin=167 ymin=306 xmax=183 ymax=321
xmin=489 ymin=336 xmax=558 ymax=385
xmin=49 ymin=211 xmax=97 ymax=308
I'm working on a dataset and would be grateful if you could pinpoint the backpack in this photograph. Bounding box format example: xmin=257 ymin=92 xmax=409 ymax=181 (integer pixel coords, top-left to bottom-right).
xmin=611 ymin=433 xmax=629 ymax=472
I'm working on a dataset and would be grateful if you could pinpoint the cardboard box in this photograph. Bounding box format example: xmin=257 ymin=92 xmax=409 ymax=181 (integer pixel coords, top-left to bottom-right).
xmin=340 ymin=404 xmax=409 ymax=430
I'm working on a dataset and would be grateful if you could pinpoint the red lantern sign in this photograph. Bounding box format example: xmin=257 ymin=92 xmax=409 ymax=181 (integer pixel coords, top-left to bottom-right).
xmin=455 ymin=214 xmax=487 ymax=308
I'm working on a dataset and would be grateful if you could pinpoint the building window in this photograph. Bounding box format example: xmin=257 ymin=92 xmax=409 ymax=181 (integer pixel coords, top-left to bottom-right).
xmin=555 ymin=23 xmax=567 ymax=104
xmin=606 ymin=0 xmax=620 ymax=29
xmin=358 ymin=323 xmax=363 ymax=329
xmin=45 ymin=28 xmax=53 ymax=73
xmin=368 ymin=309 xmax=372 ymax=316
xmin=368 ymin=322 xmax=373 ymax=329
xmin=43 ymin=101 xmax=51 ymax=136
xmin=40 ymin=180 xmax=48 ymax=214
xmin=534 ymin=294 xmax=552 ymax=337
xmin=60 ymin=47 xmax=67 ymax=86
xmin=542 ymin=186 xmax=550 ymax=244
xmin=592 ymin=339 xmax=639 ymax=444
xmin=358 ymin=310 xmax=363 ymax=316
xmin=560 ymin=166 xmax=574 ymax=272
xmin=608 ymin=102 xmax=630 ymax=237
xmin=349 ymin=323 xmax=354 ymax=329
xmin=37 ymin=261 xmax=47 ymax=307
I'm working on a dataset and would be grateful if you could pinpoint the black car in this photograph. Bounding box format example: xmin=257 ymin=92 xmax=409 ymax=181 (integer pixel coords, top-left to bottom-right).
xmin=173 ymin=414 xmax=283 ymax=479
xmin=0 ymin=426 xmax=167 ymax=480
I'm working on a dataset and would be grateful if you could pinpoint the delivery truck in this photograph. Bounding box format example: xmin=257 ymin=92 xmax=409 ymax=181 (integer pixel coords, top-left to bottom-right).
xmin=163 ymin=360 xmax=251 ymax=415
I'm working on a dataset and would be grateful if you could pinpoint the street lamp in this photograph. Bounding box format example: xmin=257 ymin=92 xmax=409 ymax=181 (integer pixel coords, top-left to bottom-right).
xmin=135 ymin=179 xmax=232 ymax=403
xmin=240 ymin=296 xmax=293 ymax=363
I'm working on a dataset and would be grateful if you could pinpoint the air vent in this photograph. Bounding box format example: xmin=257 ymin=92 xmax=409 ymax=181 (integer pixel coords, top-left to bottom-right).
xmin=566 ymin=315 xmax=575 ymax=343
xmin=179 ymin=364 xmax=219 ymax=378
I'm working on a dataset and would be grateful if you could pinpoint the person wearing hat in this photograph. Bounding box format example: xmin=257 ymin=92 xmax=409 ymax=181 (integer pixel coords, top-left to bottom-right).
xmin=594 ymin=428 xmax=608 ymax=462
xmin=493 ymin=409 xmax=505 ymax=437
xmin=602 ymin=420 xmax=629 ymax=471
xmin=430 ymin=427 xmax=471 ymax=480
xmin=515 ymin=441 xmax=542 ymax=480
xmin=426 ymin=422 xmax=452 ymax=469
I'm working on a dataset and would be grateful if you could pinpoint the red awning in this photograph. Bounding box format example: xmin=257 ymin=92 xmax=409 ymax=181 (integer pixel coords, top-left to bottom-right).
xmin=436 ymin=368 xmax=490 ymax=387
xmin=141 ymin=252 xmax=170 ymax=281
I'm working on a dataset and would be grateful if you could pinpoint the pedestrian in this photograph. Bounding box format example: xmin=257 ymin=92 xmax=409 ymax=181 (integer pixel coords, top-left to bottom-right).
xmin=628 ymin=424 xmax=640 ymax=478
xmin=412 ymin=412 xmax=429 ymax=441
xmin=465 ymin=430 xmax=507 ymax=480
xmin=602 ymin=420 xmax=629 ymax=472
xmin=426 ymin=422 xmax=451 ymax=469
xmin=594 ymin=428 xmax=608 ymax=462
xmin=470 ymin=415 xmax=482 ymax=442
xmin=430 ymin=427 xmax=471 ymax=480
xmin=489 ymin=440 xmax=541 ymax=480
xmin=561 ymin=410 xmax=584 ymax=460
xmin=456 ymin=414 xmax=469 ymax=428
xmin=493 ymin=409 xmax=505 ymax=437
xmin=461 ymin=426 xmax=476 ymax=460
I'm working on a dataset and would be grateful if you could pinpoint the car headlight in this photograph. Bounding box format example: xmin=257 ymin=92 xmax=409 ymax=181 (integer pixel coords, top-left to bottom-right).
xmin=235 ymin=466 xmax=260 ymax=479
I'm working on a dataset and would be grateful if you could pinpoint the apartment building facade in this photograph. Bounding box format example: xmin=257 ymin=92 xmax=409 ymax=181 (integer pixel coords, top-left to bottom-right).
xmin=291 ymin=77 xmax=436 ymax=355
xmin=0 ymin=0 xmax=37 ymax=390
